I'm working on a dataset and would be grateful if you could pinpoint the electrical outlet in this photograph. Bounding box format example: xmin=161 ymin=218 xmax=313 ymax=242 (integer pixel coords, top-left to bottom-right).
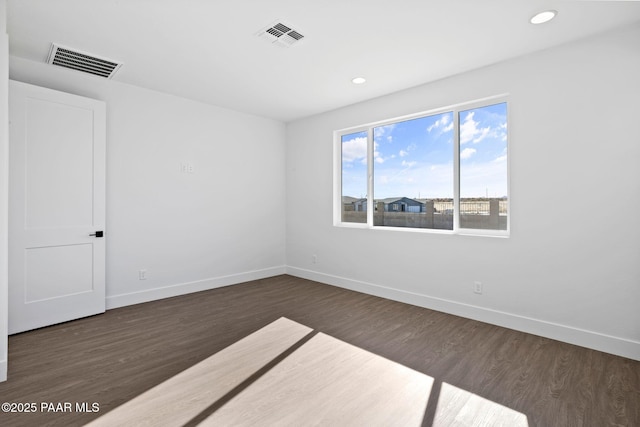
xmin=139 ymin=269 xmax=147 ymax=280
xmin=180 ymin=163 xmax=195 ymax=174
xmin=474 ymin=281 xmax=482 ymax=294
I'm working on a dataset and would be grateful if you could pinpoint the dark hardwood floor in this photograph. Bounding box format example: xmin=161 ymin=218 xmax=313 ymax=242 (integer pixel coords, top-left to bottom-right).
xmin=0 ymin=275 xmax=638 ymax=426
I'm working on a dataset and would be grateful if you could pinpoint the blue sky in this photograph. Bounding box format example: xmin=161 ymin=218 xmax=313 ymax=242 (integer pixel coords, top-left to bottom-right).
xmin=342 ymin=103 xmax=507 ymax=199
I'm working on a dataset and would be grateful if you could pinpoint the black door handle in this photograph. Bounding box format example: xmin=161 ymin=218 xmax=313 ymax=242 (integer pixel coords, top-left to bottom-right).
xmin=90 ymin=231 xmax=104 ymax=238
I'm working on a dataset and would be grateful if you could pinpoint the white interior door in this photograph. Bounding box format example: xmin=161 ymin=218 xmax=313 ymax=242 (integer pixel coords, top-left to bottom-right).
xmin=8 ymin=80 xmax=106 ymax=334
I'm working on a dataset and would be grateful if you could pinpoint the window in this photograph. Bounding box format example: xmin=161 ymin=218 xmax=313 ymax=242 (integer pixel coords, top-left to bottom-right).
xmin=340 ymin=131 xmax=368 ymax=223
xmin=373 ymin=112 xmax=454 ymax=230
xmin=336 ymin=98 xmax=508 ymax=235
xmin=459 ymin=103 xmax=508 ymax=231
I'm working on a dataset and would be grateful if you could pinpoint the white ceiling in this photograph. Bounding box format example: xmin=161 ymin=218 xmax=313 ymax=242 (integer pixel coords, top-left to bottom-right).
xmin=7 ymin=0 xmax=640 ymax=122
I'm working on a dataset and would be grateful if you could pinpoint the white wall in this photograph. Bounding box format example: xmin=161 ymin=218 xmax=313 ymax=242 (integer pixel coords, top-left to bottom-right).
xmin=9 ymin=56 xmax=286 ymax=309
xmin=286 ymin=24 xmax=640 ymax=360
xmin=0 ymin=0 xmax=9 ymax=381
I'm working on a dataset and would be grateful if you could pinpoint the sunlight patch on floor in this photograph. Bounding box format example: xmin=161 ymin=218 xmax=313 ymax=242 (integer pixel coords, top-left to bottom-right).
xmin=201 ymin=331 xmax=433 ymax=426
xmin=433 ymin=382 xmax=529 ymax=427
xmin=87 ymin=317 xmax=528 ymax=426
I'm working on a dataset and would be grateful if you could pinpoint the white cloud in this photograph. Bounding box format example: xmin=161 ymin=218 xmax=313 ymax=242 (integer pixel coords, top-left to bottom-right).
xmin=460 ymin=112 xmax=491 ymax=144
xmin=374 ymin=124 xmax=396 ymax=143
xmin=379 ymin=123 xmax=396 ymax=135
xmin=399 ymin=149 xmax=409 ymax=157
xmin=428 ymin=114 xmax=453 ymax=134
xmin=494 ymin=147 xmax=507 ymax=162
xmin=499 ymin=122 xmax=508 ymax=141
xmin=494 ymin=155 xmax=507 ymax=163
xmin=343 ymin=137 xmax=387 ymax=164
xmin=342 ymin=136 xmax=367 ymax=162
xmin=460 ymin=147 xmax=476 ymax=159
xmin=402 ymin=160 xmax=417 ymax=167
xmin=474 ymin=127 xmax=490 ymax=143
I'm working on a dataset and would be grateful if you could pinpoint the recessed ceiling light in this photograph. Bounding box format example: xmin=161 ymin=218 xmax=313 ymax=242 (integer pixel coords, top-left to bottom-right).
xmin=530 ymin=10 xmax=557 ymax=25
xmin=352 ymin=77 xmax=366 ymax=85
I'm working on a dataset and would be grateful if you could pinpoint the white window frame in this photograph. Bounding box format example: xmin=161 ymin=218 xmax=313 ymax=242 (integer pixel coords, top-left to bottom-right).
xmin=334 ymin=94 xmax=510 ymax=237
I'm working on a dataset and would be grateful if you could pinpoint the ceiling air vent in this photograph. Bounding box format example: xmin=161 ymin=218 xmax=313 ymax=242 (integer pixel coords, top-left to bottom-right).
xmin=47 ymin=44 xmax=123 ymax=79
xmin=257 ymin=22 xmax=305 ymax=47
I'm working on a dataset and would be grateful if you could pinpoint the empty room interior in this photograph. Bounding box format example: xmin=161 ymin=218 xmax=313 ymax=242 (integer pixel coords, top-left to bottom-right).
xmin=1 ymin=1 xmax=639 ymax=426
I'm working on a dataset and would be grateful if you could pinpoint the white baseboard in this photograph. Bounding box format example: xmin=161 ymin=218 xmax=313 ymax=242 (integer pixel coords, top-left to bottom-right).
xmin=0 ymin=360 xmax=6 ymax=382
xmin=106 ymin=266 xmax=286 ymax=310
xmin=286 ymin=266 xmax=640 ymax=361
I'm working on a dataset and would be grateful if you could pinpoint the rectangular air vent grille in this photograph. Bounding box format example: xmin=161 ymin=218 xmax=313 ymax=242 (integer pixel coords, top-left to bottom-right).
xmin=257 ymin=21 xmax=305 ymax=47
xmin=47 ymin=44 xmax=123 ymax=79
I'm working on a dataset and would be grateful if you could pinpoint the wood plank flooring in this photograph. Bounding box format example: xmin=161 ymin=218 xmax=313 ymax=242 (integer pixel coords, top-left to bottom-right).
xmin=0 ymin=275 xmax=638 ymax=426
